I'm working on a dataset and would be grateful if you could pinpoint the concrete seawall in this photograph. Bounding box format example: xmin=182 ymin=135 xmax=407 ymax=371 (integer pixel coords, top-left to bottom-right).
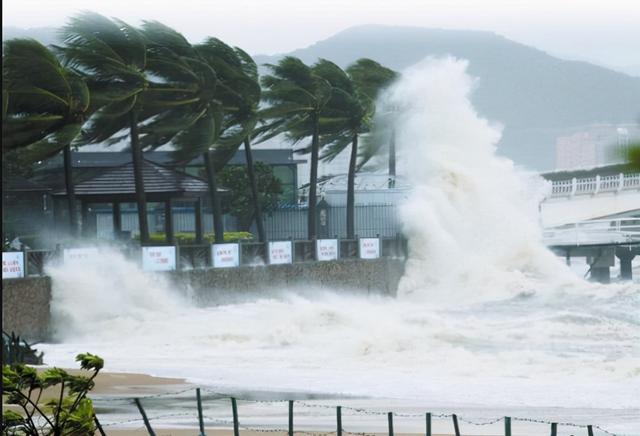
xmin=171 ymin=258 xmax=405 ymax=304
xmin=2 ymin=258 xmax=405 ymax=340
xmin=2 ymin=276 xmax=52 ymax=341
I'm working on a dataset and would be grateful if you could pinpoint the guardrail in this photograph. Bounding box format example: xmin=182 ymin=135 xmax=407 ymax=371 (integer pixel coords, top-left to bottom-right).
xmin=2 ymin=234 xmax=409 ymax=278
xmin=542 ymin=218 xmax=640 ymax=246
xmin=550 ymin=172 xmax=640 ymax=197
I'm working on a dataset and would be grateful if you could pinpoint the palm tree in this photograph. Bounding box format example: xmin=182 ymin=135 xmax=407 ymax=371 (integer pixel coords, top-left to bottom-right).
xmin=258 ymin=57 xmax=332 ymax=240
xmin=233 ymin=48 xmax=268 ymax=243
xmin=309 ymin=60 xmax=372 ymax=239
xmin=191 ymin=38 xmax=266 ymax=244
xmin=58 ymin=12 xmax=153 ymax=243
xmin=136 ymin=25 xmax=261 ymax=244
xmin=2 ymin=38 xmax=91 ymax=236
xmin=346 ymin=60 xmax=397 ymax=186
xmin=304 ymin=59 xmax=396 ymax=239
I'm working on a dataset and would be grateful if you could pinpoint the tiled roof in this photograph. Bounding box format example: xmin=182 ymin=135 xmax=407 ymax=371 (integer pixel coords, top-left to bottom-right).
xmin=53 ymin=159 xmax=214 ymax=196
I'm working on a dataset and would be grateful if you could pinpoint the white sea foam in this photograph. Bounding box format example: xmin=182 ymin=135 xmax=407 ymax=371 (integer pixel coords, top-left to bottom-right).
xmin=41 ymin=59 xmax=639 ymax=425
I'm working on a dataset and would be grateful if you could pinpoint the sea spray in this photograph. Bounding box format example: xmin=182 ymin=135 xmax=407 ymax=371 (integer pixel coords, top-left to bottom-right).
xmin=46 ymin=247 xmax=187 ymax=340
xmin=40 ymin=58 xmax=639 ymax=414
xmin=383 ymin=57 xmax=589 ymax=303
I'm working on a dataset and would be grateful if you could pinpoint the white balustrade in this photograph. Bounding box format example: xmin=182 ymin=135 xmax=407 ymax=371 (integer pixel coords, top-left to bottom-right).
xmin=550 ymin=172 xmax=640 ymax=197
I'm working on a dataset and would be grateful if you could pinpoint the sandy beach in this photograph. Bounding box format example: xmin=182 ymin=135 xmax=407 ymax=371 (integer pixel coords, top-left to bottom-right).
xmin=3 ymin=369 xmax=471 ymax=436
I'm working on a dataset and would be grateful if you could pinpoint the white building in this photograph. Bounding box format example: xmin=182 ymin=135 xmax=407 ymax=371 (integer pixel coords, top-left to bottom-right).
xmin=555 ymin=123 xmax=640 ymax=170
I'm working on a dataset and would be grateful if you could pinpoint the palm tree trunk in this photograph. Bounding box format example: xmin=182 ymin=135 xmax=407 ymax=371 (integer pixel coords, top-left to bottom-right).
xmin=129 ymin=110 xmax=150 ymax=244
xmin=308 ymin=113 xmax=320 ymax=240
xmin=63 ymin=144 xmax=77 ymax=237
xmin=388 ymin=128 xmax=396 ymax=188
xmin=204 ymin=151 xmax=224 ymax=244
xmin=346 ymin=132 xmax=358 ymax=239
xmin=244 ymin=136 xmax=266 ymax=243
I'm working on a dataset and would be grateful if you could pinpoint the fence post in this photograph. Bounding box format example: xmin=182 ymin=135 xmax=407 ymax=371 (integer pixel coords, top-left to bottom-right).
xmin=388 ymin=412 xmax=394 ymax=436
xmin=175 ymin=243 xmax=181 ymax=271
xmin=452 ymin=414 xmax=460 ymax=436
xmin=587 ymin=425 xmax=594 ymax=436
xmin=231 ymin=397 xmax=240 ymax=436
xmin=93 ymin=414 xmax=106 ymax=436
xmin=425 ymin=413 xmax=431 ymax=436
xmin=134 ymin=398 xmax=156 ymax=436
xmin=196 ymin=388 xmax=206 ymax=436
xmin=504 ymin=417 xmax=511 ymax=436
xmin=550 ymin=422 xmax=557 ymax=436
xmin=21 ymin=247 xmax=28 ymax=277
xmin=288 ymin=400 xmax=294 ymax=436
xmin=337 ymin=406 xmax=342 ymax=436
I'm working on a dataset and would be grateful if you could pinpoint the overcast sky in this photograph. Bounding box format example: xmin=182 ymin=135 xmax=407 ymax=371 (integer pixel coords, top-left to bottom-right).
xmin=3 ymin=0 xmax=639 ymax=71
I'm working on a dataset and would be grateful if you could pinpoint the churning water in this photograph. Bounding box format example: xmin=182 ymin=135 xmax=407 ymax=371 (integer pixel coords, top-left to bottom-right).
xmin=40 ymin=58 xmax=639 ymax=433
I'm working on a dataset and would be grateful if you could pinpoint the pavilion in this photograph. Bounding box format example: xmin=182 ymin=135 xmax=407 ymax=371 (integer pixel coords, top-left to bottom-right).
xmin=52 ymin=159 xmax=221 ymax=243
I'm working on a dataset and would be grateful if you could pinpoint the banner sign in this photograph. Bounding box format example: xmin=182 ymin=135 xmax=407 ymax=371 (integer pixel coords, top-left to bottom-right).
xmin=268 ymin=241 xmax=292 ymax=265
xmin=316 ymin=239 xmax=339 ymax=261
xmin=212 ymin=243 xmax=240 ymax=268
xmin=359 ymin=238 xmax=380 ymax=259
xmin=2 ymin=252 xmax=25 ymax=279
xmin=63 ymin=247 xmax=99 ymax=264
xmin=142 ymin=246 xmax=177 ymax=271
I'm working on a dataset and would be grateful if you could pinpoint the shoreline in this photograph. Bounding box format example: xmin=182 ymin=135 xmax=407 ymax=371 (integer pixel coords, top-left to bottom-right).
xmin=3 ymin=368 xmax=633 ymax=435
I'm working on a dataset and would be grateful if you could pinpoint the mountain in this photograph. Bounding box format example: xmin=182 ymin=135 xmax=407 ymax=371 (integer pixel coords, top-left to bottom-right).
xmin=3 ymin=26 xmax=60 ymax=45
xmin=254 ymin=25 xmax=640 ymax=170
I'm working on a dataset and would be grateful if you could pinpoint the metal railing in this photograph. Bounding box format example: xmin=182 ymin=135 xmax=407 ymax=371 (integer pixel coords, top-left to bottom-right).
xmin=542 ymin=218 xmax=640 ymax=246
xmin=11 ymin=235 xmax=407 ymax=277
xmin=550 ymin=172 xmax=640 ymax=197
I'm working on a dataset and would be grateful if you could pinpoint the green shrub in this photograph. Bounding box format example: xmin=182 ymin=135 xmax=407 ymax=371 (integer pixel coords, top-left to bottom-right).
xmin=2 ymin=353 xmax=104 ymax=435
xmin=136 ymin=231 xmax=253 ymax=244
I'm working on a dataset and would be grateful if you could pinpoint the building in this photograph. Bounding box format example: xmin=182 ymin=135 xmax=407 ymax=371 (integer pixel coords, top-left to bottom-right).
xmin=3 ymin=149 xmax=303 ymax=243
xmin=31 ymin=149 xmax=302 ymax=204
xmin=555 ymin=123 xmax=640 ymax=170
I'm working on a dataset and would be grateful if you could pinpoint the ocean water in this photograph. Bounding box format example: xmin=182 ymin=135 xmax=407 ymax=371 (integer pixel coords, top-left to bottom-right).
xmin=39 ymin=58 xmax=639 ymax=435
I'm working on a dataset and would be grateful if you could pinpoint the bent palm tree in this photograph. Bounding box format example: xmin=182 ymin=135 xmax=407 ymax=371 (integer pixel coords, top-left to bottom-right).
xmin=347 ymin=59 xmax=397 ymax=186
xmin=232 ymin=48 xmax=267 ymax=242
xmin=58 ymin=12 xmax=152 ymax=242
xmin=312 ymin=59 xmax=373 ymax=239
xmin=2 ymin=38 xmax=91 ymax=235
xmin=258 ymin=57 xmax=332 ymax=240
xmin=137 ymin=26 xmax=260 ymax=244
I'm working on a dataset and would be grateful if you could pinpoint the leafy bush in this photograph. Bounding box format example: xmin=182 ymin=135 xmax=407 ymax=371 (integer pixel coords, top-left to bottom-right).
xmin=136 ymin=231 xmax=253 ymax=244
xmin=2 ymin=353 xmax=104 ymax=435
xmin=2 ymin=332 xmax=44 ymax=366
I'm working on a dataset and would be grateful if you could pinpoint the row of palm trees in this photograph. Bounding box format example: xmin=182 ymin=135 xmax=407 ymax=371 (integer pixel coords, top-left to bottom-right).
xmin=2 ymin=12 xmax=398 ymax=244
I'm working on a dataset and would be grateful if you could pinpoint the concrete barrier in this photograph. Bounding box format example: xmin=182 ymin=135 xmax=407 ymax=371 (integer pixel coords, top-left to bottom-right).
xmin=171 ymin=258 xmax=405 ymax=304
xmin=2 ymin=276 xmax=51 ymax=341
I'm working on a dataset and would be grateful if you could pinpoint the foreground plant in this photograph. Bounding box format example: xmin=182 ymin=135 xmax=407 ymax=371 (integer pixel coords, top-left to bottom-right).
xmin=2 ymin=353 xmax=104 ymax=435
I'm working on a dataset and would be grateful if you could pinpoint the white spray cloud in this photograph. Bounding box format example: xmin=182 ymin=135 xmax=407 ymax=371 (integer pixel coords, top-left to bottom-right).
xmin=382 ymin=57 xmax=587 ymax=302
